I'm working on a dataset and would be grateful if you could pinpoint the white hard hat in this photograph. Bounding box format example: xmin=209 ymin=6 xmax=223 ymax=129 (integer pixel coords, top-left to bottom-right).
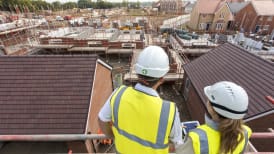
xmin=135 ymin=46 xmax=169 ymax=78
xmin=204 ymin=81 xmax=248 ymax=119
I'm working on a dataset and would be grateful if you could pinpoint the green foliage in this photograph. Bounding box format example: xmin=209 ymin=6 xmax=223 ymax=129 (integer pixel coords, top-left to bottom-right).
xmin=137 ymin=0 xmax=140 ymax=8
xmin=63 ymin=2 xmax=77 ymax=10
xmin=52 ymin=1 xmax=62 ymax=11
xmin=122 ymin=0 xmax=128 ymax=8
xmin=77 ymin=0 xmax=92 ymax=9
xmin=0 ymin=0 xmax=122 ymax=12
xmin=95 ymin=0 xmax=113 ymax=9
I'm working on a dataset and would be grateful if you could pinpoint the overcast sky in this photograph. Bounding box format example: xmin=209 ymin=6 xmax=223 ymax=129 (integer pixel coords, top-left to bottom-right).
xmin=44 ymin=0 xmax=156 ymax=3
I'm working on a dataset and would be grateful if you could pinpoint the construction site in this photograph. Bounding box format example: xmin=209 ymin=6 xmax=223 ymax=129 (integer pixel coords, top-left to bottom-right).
xmin=0 ymin=2 xmax=273 ymax=153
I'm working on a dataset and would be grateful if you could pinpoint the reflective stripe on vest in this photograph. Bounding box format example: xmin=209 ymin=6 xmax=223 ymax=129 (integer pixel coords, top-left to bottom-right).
xmin=191 ymin=128 xmax=209 ymax=154
xmin=112 ymin=86 xmax=171 ymax=149
xmin=240 ymin=129 xmax=248 ymax=154
xmin=190 ymin=127 xmax=249 ymax=154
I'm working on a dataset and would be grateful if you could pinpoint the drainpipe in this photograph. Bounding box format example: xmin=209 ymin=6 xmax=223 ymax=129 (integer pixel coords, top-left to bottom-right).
xmin=0 ymin=134 xmax=107 ymax=141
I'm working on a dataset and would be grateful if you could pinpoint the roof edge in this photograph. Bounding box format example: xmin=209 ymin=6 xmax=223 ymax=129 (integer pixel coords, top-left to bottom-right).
xmin=251 ymin=1 xmax=259 ymax=15
xmin=97 ymin=59 xmax=112 ymax=70
xmin=214 ymin=2 xmax=228 ymax=14
xmin=244 ymin=109 xmax=274 ymax=122
xmin=85 ymin=62 xmax=98 ymax=134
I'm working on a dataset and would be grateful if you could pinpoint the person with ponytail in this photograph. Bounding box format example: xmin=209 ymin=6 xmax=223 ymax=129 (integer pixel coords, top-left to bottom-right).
xmin=176 ymin=81 xmax=252 ymax=154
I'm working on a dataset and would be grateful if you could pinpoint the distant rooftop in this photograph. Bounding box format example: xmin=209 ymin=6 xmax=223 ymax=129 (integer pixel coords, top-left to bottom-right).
xmin=252 ymin=0 xmax=274 ymax=16
xmin=41 ymin=27 xmax=115 ymax=40
xmin=228 ymin=2 xmax=249 ymax=14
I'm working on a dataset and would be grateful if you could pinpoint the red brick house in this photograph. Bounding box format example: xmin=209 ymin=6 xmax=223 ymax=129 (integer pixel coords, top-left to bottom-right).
xmin=181 ymin=43 xmax=274 ymax=152
xmin=0 ymin=55 xmax=113 ymax=153
xmin=159 ymin=0 xmax=183 ymax=14
xmin=234 ymin=0 xmax=274 ymax=35
xmin=227 ymin=1 xmax=249 ymax=30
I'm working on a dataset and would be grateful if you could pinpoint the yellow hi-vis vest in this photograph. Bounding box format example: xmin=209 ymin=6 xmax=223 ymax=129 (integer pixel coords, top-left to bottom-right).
xmin=110 ymin=85 xmax=176 ymax=154
xmin=189 ymin=124 xmax=252 ymax=154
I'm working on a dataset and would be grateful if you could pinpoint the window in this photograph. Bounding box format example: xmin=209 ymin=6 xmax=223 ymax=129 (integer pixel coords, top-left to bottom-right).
xmin=219 ymin=12 xmax=225 ymax=19
xmin=263 ymin=25 xmax=269 ymax=30
xmin=267 ymin=16 xmax=272 ymax=21
xmin=255 ymin=25 xmax=261 ymax=33
xmin=216 ymin=23 xmax=223 ymax=30
xmin=199 ymin=23 xmax=206 ymax=30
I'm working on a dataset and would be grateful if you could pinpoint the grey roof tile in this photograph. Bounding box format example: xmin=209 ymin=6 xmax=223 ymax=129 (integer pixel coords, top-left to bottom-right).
xmin=0 ymin=55 xmax=98 ymax=135
xmin=183 ymin=43 xmax=274 ymax=119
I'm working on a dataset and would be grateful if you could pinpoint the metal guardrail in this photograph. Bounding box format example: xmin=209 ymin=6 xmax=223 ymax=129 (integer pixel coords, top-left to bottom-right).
xmin=0 ymin=134 xmax=107 ymax=141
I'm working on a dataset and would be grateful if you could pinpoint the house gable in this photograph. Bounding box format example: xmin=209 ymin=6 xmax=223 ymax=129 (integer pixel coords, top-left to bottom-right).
xmin=212 ymin=2 xmax=233 ymax=31
xmin=85 ymin=59 xmax=113 ymax=134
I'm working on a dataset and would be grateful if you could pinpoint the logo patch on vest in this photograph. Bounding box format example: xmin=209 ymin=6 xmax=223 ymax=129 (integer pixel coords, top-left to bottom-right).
xmin=142 ymin=69 xmax=147 ymax=75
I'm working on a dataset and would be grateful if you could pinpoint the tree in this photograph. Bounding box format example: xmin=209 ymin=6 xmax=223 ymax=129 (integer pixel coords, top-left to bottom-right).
xmin=63 ymin=2 xmax=77 ymax=10
xmin=2 ymin=0 xmax=18 ymax=11
xmin=0 ymin=0 xmax=2 ymax=8
xmin=17 ymin=0 xmax=32 ymax=13
xmin=77 ymin=0 xmax=91 ymax=9
xmin=31 ymin=0 xmax=51 ymax=12
xmin=122 ymin=0 xmax=127 ymax=8
xmin=137 ymin=0 xmax=140 ymax=8
xmin=96 ymin=0 xmax=105 ymax=9
xmin=52 ymin=1 xmax=62 ymax=11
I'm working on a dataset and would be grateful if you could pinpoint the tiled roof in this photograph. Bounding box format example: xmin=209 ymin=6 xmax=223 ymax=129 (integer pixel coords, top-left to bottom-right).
xmin=195 ymin=0 xmax=224 ymax=14
xmin=252 ymin=0 xmax=274 ymax=16
xmin=183 ymin=43 xmax=274 ymax=119
xmin=228 ymin=2 xmax=249 ymax=14
xmin=0 ymin=55 xmax=97 ymax=135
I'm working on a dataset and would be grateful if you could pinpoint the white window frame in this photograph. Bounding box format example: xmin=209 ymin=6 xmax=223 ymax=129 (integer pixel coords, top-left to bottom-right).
xmin=216 ymin=23 xmax=223 ymax=30
xmin=199 ymin=23 xmax=206 ymax=30
xmin=263 ymin=25 xmax=269 ymax=31
xmin=219 ymin=12 xmax=225 ymax=19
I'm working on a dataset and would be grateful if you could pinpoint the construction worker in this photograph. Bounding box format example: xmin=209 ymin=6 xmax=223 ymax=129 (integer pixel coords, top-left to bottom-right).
xmin=98 ymin=46 xmax=183 ymax=153
xmin=176 ymin=81 xmax=252 ymax=154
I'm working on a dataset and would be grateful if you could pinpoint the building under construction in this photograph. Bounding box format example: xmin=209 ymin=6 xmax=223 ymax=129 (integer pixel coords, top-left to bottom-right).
xmin=0 ymin=7 xmax=273 ymax=153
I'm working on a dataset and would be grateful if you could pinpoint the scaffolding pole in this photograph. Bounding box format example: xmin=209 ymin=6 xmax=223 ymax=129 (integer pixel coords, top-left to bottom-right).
xmin=250 ymin=128 xmax=274 ymax=139
xmin=0 ymin=134 xmax=107 ymax=141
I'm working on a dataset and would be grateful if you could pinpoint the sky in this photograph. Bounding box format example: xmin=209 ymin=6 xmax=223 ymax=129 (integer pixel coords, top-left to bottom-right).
xmin=44 ymin=0 xmax=156 ymax=3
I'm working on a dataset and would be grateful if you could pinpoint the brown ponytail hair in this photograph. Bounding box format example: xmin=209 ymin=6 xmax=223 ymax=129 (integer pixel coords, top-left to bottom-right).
xmin=218 ymin=116 xmax=245 ymax=154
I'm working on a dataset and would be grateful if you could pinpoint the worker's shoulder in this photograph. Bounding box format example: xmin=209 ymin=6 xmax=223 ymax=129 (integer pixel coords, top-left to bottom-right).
xmin=113 ymin=85 xmax=133 ymax=93
xmin=243 ymin=125 xmax=252 ymax=136
xmin=115 ymin=85 xmax=128 ymax=90
xmin=163 ymin=99 xmax=176 ymax=109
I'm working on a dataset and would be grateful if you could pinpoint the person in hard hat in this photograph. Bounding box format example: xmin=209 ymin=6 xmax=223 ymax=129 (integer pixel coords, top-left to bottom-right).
xmin=98 ymin=46 xmax=183 ymax=153
xmin=176 ymin=81 xmax=252 ymax=154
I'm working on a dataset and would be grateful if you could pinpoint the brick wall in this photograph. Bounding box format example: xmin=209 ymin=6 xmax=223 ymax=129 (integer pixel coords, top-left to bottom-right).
xmin=234 ymin=3 xmax=274 ymax=35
